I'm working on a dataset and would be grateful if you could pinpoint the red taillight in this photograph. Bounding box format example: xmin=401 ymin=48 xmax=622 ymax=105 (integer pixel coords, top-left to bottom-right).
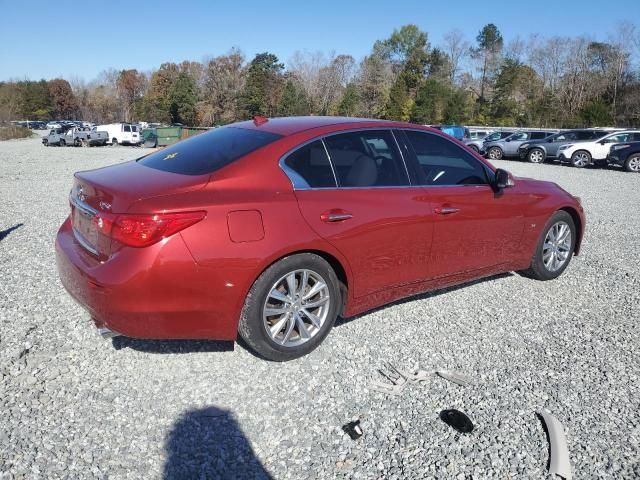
xmin=93 ymin=211 xmax=205 ymax=248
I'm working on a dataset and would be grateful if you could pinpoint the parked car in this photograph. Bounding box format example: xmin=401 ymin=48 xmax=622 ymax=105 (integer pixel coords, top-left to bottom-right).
xmin=606 ymin=141 xmax=640 ymax=172
xmin=56 ymin=116 xmax=584 ymax=361
xmin=484 ymin=130 xmax=555 ymax=160
xmin=46 ymin=122 xmax=62 ymax=129
xmin=96 ymin=123 xmax=141 ymax=145
xmin=430 ymin=125 xmax=468 ymax=141
xmin=43 ymin=126 xmax=108 ymax=147
xmin=518 ymin=129 xmax=610 ymax=163
xmin=557 ymin=130 xmax=640 ymax=167
xmin=465 ymin=130 xmax=511 ymax=153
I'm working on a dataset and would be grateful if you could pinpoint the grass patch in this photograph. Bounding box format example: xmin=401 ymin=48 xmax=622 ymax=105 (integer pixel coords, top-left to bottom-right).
xmin=0 ymin=126 xmax=33 ymax=141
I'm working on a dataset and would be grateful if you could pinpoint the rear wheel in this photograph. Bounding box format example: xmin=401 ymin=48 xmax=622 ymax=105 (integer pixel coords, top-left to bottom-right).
xmin=59 ymin=139 xmax=66 ymax=147
xmin=527 ymin=148 xmax=545 ymax=164
xmin=43 ymin=139 xmax=48 ymax=147
xmin=571 ymin=150 xmax=591 ymax=168
xmin=520 ymin=210 xmax=576 ymax=281
xmin=468 ymin=144 xmax=479 ymax=153
xmin=238 ymin=253 xmax=341 ymax=361
xmin=73 ymin=138 xmax=81 ymax=147
xmin=111 ymin=138 xmax=118 ymax=146
xmin=624 ymin=154 xmax=640 ymax=173
xmin=488 ymin=146 xmax=503 ymax=160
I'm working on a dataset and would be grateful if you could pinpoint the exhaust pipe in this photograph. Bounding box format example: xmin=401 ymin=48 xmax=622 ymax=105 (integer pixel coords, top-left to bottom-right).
xmin=98 ymin=327 xmax=121 ymax=339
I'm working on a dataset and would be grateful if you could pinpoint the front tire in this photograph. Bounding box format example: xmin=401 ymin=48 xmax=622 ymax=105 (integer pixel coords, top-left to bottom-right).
xmin=571 ymin=150 xmax=591 ymax=168
xmin=59 ymin=139 xmax=66 ymax=147
xmin=238 ymin=253 xmax=341 ymax=361
xmin=111 ymin=138 xmax=118 ymax=146
xmin=520 ymin=211 xmax=576 ymax=281
xmin=527 ymin=148 xmax=545 ymax=164
xmin=488 ymin=146 xmax=503 ymax=160
xmin=624 ymin=154 xmax=640 ymax=173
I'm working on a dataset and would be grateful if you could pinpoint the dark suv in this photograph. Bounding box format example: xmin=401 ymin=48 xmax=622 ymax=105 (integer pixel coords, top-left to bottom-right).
xmin=518 ymin=130 xmax=609 ymax=163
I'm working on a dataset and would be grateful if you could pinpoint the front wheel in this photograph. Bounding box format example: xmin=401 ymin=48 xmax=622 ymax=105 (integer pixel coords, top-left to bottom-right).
xmin=111 ymin=138 xmax=118 ymax=146
xmin=59 ymin=139 xmax=66 ymax=147
xmin=487 ymin=146 xmax=503 ymax=160
xmin=238 ymin=253 xmax=341 ymax=361
xmin=527 ymin=148 xmax=545 ymax=164
xmin=624 ymin=154 xmax=640 ymax=173
xmin=520 ymin=211 xmax=576 ymax=281
xmin=571 ymin=150 xmax=591 ymax=168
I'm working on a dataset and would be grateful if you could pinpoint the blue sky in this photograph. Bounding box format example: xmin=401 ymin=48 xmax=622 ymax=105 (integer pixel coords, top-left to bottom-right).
xmin=1 ymin=0 xmax=638 ymax=81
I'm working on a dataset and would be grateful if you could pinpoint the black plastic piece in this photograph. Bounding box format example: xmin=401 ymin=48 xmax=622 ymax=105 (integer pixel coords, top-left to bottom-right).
xmin=342 ymin=420 xmax=363 ymax=440
xmin=440 ymin=409 xmax=474 ymax=434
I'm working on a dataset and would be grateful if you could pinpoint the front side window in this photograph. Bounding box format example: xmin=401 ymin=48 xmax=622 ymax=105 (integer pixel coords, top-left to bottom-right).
xmin=323 ymin=130 xmax=409 ymax=187
xmin=123 ymin=125 xmax=131 ymax=132
xmin=510 ymin=132 xmax=529 ymax=141
xmin=131 ymin=125 xmax=138 ymax=132
xmin=531 ymin=132 xmax=549 ymax=140
xmin=283 ymin=140 xmax=336 ymax=188
xmin=405 ymin=130 xmax=489 ymax=186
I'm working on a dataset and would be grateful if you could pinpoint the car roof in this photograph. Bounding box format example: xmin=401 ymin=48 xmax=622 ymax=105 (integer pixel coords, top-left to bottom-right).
xmin=232 ymin=116 xmax=416 ymax=136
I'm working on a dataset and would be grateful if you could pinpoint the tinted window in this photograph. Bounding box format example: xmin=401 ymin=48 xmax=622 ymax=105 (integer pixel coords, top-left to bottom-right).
xmin=124 ymin=125 xmax=131 ymax=132
xmin=323 ymin=130 xmax=409 ymax=187
xmin=530 ymin=132 xmax=549 ymax=140
xmin=284 ymin=140 xmax=336 ymax=188
xmin=603 ymin=133 xmax=631 ymax=143
xmin=131 ymin=125 xmax=138 ymax=132
xmin=631 ymin=132 xmax=640 ymax=142
xmin=139 ymin=127 xmax=282 ymax=175
xmin=405 ymin=131 xmax=489 ymax=186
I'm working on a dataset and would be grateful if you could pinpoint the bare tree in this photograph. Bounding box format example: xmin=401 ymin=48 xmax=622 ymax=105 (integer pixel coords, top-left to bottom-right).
xmin=443 ymin=29 xmax=469 ymax=84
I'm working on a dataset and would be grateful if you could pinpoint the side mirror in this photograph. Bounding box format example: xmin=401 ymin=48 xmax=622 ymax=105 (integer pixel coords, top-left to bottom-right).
xmin=494 ymin=168 xmax=514 ymax=190
xmin=599 ymin=140 xmax=606 ymax=145
xmin=505 ymin=138 xmax=512 ymax=142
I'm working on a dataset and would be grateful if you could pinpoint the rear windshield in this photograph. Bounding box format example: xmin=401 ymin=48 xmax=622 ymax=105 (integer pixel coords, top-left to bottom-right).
xmin=138 ymin=127 xmax=283 ymax=175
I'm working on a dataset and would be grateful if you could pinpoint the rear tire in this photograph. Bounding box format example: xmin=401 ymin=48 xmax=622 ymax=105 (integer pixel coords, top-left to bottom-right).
xmin=571 ymin=150 xmax=591 ymax=168
xmin=59 ymin=139 xmax=66 ymax=147
xmin=488 ymin=146 xmax=503 ymax=160
xmin=74 ymin=138 xmax=81 ymax=147
xmin=527 ymin=148 xmax=545 ymax=164
xmin=468 ymin=144 xmax=479 ymax=153
xmin=238 ymin=253 xmax=341 ymax=361
xmin=624 ymin=154 xmax=640 ymax=173
xmin=111 ymin=138 xmax=118 ymax=146
xmin=520 ymin=210 xmax=576 ymax=281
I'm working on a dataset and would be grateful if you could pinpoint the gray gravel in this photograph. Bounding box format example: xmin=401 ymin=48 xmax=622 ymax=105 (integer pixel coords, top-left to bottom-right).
xmin=1 ymin=136 xmax=639 ymax=479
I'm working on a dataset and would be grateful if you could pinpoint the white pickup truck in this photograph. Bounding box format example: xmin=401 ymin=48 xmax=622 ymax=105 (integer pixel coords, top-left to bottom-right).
xmin=97 ymin=123 xmax=141 ymax=146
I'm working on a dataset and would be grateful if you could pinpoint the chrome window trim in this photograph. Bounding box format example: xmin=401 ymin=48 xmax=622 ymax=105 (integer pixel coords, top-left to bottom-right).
xmin=69 ymin=193 xmax=98 ymax=216
xmin=278 ymin=127 xmax=413 ymax=191
xmin=401 ymin=128 xmax=493 ymax=187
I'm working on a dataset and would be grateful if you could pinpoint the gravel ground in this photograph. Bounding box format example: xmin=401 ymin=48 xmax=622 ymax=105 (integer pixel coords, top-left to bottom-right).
xmin=0 ymin=136 xmax=639 ymax=479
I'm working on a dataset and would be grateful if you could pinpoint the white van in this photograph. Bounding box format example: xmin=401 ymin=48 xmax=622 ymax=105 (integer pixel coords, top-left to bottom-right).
xmin=97 ymin=123 xmax=141 ymax=146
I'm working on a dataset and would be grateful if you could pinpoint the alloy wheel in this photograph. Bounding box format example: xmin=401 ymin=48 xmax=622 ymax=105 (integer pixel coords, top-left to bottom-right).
xmin=627 ymin=156 xmax=640 ymax=172
xmin=529 ymin=149 xmax=544 ymax=163
xmin=542 ymin=221 xmax=572 ymax=272
xmin=489 ymin=147 xmax=503 ymax=160
xmin=572 ymin=152 xmax=590 ymax=167
xmin=262 ymin=269 xmax=331 ymax=347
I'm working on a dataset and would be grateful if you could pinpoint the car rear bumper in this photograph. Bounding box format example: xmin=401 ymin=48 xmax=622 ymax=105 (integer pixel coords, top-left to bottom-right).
xmin=55 ymin=217 xmax=240 ymax=340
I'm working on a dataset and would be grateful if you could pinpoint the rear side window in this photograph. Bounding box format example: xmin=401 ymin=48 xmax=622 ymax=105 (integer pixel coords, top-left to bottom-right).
xmin=531 ymin=132 xmax=548 ymax=140
xmin=405 ymin=130 xmax=488 ymax=186
xmin=324 ymin=130 xmax=409 ymax=187
xmin=139 ymin=127 xmax=282 ymax=175
xmin=283 ymin=140 xmax=336 ymax=188
xmin=124 ymin=125 xmax=131 ymax=132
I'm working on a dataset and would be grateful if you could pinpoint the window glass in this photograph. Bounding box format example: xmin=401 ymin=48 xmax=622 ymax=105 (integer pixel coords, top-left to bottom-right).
xmin=631 ymin=132 xmax=640 ymax=142
xmin=139 ymin=126 xmax=282 ymax=175
xmin=405 ymin=130 xmax=489 ymax=186
xmin=284 ymin=140 xmax=336 ymax=188
xmin=124 ymin=125 xmax=131 ymax=132
xmin=323 ymin=130 xmax=409 ymax=187
xmin=131 ymin=125 xmax=138 ymax=132
xmin=530 ymin=132 xmax=548 ymax=140
xmin=510 ymin=132 xmax=529 ymax=141
xmin=603 ymin=133 xmax=630 ymax=143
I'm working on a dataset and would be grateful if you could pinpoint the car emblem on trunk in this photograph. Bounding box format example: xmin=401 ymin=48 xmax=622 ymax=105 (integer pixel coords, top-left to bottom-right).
xmin=99 ymin=201 xmax=112 ymax=211
xmin=163 ymin=152 xmax=178 ymax=160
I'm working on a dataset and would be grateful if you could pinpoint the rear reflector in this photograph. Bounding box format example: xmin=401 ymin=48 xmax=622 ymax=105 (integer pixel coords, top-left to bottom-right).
xmin=93 ymin=211 xmax=205 ymax=248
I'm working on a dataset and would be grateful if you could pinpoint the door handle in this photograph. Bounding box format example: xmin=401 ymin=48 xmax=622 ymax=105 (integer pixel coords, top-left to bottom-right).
xmin=320 ymin=210 xmax=353 ymax=222
xmin=434 ymin=207 xmax=460 ymax=215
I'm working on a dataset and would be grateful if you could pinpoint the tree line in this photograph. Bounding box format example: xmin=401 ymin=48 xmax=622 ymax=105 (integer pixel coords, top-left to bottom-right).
xmin=1 ymin=22 xmax=639 ymax=128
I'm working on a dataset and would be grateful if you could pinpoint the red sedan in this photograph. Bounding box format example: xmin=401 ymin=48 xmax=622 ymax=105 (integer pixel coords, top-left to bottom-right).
xmin=56 ymin=117 xmax=585 ymax=361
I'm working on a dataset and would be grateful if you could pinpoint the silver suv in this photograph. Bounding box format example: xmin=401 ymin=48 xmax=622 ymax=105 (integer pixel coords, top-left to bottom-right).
xmin=466 ymin=130 xmax=515 ymax=154
xmin=484 ymin=131 xmax=556 ymax=160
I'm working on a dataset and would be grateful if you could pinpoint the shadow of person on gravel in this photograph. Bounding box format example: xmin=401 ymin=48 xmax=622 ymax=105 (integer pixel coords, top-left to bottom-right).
xmin=112 ymin=337 xmax=234 ymax=354
xmin=164 ymin=406 xmax=272 ymax=480
xmin=0 ymin=223 xmax=23 ymax=242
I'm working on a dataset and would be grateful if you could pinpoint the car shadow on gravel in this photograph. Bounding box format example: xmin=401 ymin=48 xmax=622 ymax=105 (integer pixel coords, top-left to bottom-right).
xmin=164 ymin=406 xmax=272 ymax=479
xmin=0 ymin=223 xmax=23 ymax=242
xmin=335 ymin=272 xmax=514 ymax=327
xmin=111 ymin=337 xmax=234 ymax=354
